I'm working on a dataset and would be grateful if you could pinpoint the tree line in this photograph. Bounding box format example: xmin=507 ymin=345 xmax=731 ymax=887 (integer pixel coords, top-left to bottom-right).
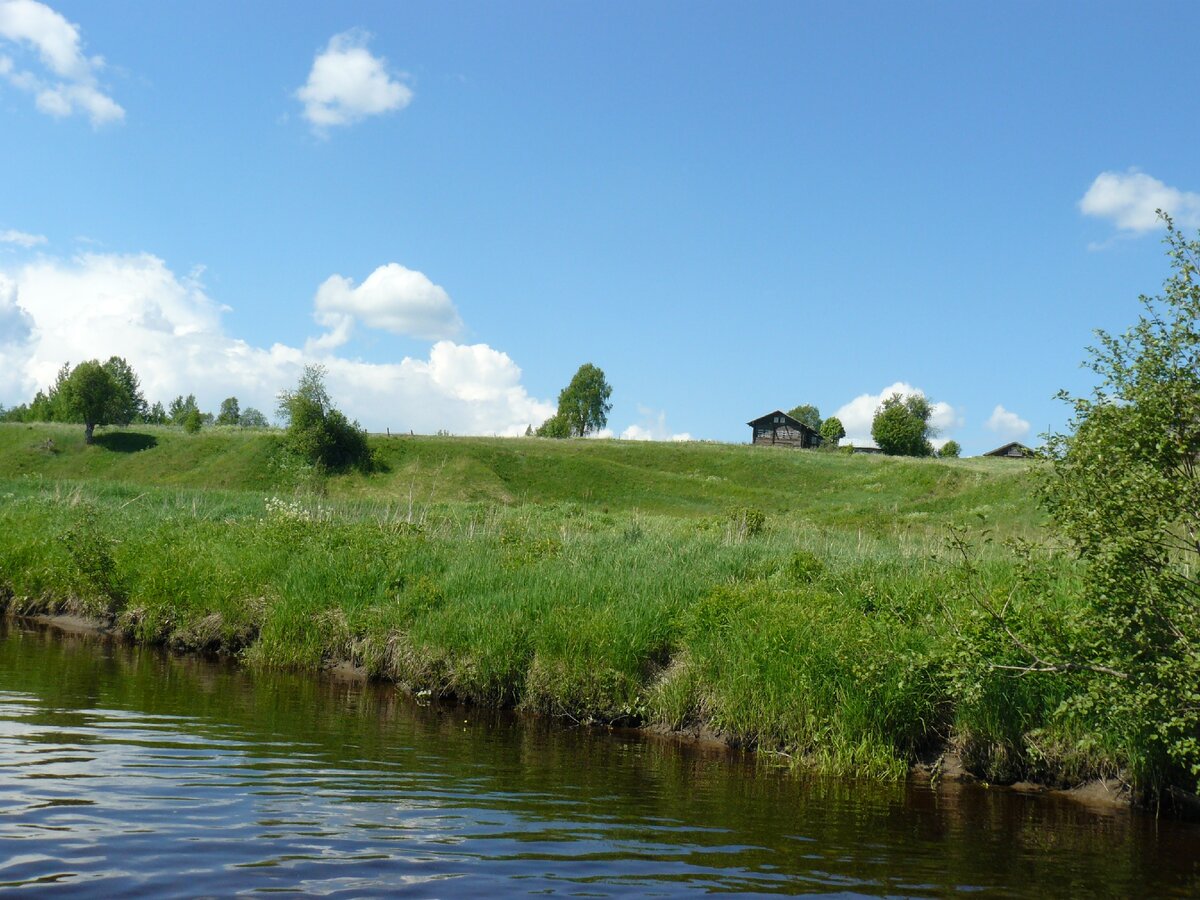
xmin=0 ymin=358 xmax=268 ymax=440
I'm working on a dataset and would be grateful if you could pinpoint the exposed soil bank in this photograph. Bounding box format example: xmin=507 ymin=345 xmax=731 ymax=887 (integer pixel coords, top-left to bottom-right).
xmin=10 ymin=607 xmax=1158 ymax=818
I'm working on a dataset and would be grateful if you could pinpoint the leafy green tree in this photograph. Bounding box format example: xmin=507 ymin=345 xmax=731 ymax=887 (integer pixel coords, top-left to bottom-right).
xmin=59 ymin=360 xmax=128 ymax=443
xmin=871 ymin=393 xmax=935 ymax=456
xmin=939 ymin=440 xmax=962 ymax=458
xmin=216 ymin=396 xmax=241 ymax=426
xmin=101 ymin=356 xmax=147 ymax=423
xmin=145 ymin=401 xmax=168 ymax=425
xmin=168 ymin=394 xmax=200 ymax=425
xmin=182 ymin=407 xmax=203 ymax=434
xmin=277 ymin=365 xmax=371 ymax=471
xmin=540 ymin=363 xmax=612 ymax=438
xmin=239 ymin=407 xmax=269 ymax=428
xmin=27 ymin=390 xmax=54 ymax=422
xmin=819 ymin=415 xmax=845 ymax=447
xmin=787 ymin=404 xmax=822 ymax=432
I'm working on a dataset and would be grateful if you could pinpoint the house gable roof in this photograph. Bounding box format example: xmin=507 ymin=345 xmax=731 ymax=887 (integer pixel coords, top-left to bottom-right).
xmin=746 ymin=410 xmax=817 ymax=433
xmin=982 ymin=441 xmax=1034 ymax=457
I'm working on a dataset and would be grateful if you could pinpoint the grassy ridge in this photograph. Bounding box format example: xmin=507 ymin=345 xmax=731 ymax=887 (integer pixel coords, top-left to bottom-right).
xmin=0 ymin=422 xmax=1039 ymax=525
xmin=0 ymin=422 xmax=1082 ymax=782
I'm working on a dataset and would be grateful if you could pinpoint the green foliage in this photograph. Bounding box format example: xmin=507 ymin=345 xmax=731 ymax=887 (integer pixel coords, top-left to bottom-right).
xmin=60 ymin=360 xmax=130 ymax=443
xmin=145 ymin=401 xmax=168 ymax=425
xmin=787 ymin=404 xmax=822 ymax=431
xmin=168 ymin=394 xmax=200 ymax=425
xmin=182 ymin=408 xmax=203 ymax=434
xmin=277 ymin=365 xmax=371 ymax=472
xmin=216 ymin=396 xmax=241 ymax=426
xmin=939 ymin=440 xmax=961 ymax=458
xmin=59 ymin=504 xmax=125 ymax=616
xmin=726 ymin=506 xmax=766 ymax=539
xmin=101 ymin=356 xmax=147 ymax=423
xmin=543 ymin=363 xmax=612 ymax=438
xmin=239 ymin=407 xmax=269 ymax=428
xmin=947 ymin=218 xmax=1200 ymax=801
xmin=535 ymin=412 xmax=571 ymax=438
xmin=872 ymin=393 xmax=935 ymax=457
xmin=1037 ymin=218 xmax=1200 ymax=795
xmin=6 ymin=359 xmax=144 ymax=431
xmin=819 ymin=415 xmax=846 ymax=447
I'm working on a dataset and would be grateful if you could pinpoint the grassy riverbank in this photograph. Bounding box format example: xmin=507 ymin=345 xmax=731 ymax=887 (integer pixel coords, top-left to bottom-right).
xmin=0 ymin=422 xmax=1099 ymax=784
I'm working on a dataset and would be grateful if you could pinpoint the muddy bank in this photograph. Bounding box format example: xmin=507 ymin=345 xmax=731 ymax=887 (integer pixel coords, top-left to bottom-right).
xmin=9 ymin=608 xmax=1160 ymax=817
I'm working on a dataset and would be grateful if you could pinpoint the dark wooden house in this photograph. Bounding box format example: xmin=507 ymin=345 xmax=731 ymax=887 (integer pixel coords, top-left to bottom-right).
xmin=982 ymin=441 xmax=1034 ymax=459
xmin=748 ymin=410 xmax=822 ymax=449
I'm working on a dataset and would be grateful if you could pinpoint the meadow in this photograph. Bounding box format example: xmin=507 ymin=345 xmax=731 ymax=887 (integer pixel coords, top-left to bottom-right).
xmin=0 ymin=422 xmax=1095 ymax=784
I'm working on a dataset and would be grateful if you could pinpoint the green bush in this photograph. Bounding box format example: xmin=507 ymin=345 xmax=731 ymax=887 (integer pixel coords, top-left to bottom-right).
xmin=277 ymin=365 xmax=371 ymax=472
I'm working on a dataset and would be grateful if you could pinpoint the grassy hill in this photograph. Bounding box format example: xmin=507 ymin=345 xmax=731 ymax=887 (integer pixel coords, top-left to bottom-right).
xmin=0 ymin=422 xmax=1041 ymax=534
xmin=2 ymin=420 xmax=1089 ymax=787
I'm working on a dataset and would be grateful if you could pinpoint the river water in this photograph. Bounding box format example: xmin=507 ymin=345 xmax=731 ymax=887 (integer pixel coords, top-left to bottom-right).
xmin=1 ymin=620 xmax=1198 ymax=897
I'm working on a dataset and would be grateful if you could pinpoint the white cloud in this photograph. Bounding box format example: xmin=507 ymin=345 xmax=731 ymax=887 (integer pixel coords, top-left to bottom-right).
xmin=985 ymin=404 xmax=1030 ymax=440
xmin=833 ymin=381 xmax=962 ymax=447
xmin=1080 ymin=169 xmax=1200 ymax=233
xmin=296 ymin=30 xmax=412 ymax=131
xmin=0 ymin=251 xmax=554 ymax=435
xmin=619 ymin=406 xmax=692 ymax=442
xmin=0 ymin=229 xmax=46 ymax=247
xmin=310 ymin=263 xmax=462 ymax=349
xmin=0 ymin=0 xmax=123 ymax=125
xmin=0 ymin=274 xmax=35 ymax=398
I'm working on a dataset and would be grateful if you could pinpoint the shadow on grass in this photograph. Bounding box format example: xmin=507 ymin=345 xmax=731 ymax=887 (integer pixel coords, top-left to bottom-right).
xmin=95 ymin=432 xmax=158 ymax=453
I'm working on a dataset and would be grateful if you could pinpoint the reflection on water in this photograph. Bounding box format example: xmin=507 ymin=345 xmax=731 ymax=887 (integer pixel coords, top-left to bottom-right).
xmin=1 ymin=620 xmax=1198 ymax=896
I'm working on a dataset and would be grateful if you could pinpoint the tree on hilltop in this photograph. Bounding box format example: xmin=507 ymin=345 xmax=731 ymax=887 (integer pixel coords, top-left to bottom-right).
xmin=871 ymin=393 xmax=936 ymax=456
xmin=819 ymin=415 xmax=846 ymax=447
xmin=537 ymin=363 xmax=612 ymax=438
xmin=939 ymin=439 xmax=961 ymax=458
xmin=240 ymin=407 xmax=269 ymax=428
xmin=60 ymin=360 xmax=130 ymax=443
xmin=217 ymin=396 xmax=241 ymax=426
xmin=277 ymin=365 xmax=371 ymax=471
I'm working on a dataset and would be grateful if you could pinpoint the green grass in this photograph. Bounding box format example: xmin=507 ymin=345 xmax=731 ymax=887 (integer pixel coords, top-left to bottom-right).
xmin=0 ymin=422 xmax=1086 ymax=783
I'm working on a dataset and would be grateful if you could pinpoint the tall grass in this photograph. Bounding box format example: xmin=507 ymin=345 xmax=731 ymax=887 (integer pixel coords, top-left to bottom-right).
xmin=0 ymin=452 xmax=1086 ymax=784
xmin=2 ymin=422 xmax=1110 ymax=784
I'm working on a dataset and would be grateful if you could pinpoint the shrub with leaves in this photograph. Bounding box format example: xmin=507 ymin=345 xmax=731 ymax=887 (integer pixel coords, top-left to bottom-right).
xmin=277 ymin=365 xmax=371 ymax=472
xmin=60 ymin=504 xmax=125 ymax=616
xmin=958 ymin=216 xmax=1200 ymax=800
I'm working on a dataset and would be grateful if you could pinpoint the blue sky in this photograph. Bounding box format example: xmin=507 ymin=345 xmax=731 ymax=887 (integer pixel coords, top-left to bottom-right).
xmin=1 ymin=1 xmax=1198 ymax=451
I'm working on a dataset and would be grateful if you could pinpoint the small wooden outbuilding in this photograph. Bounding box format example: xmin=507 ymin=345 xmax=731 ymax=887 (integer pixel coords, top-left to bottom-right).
xmin=982 ymin=441 xmax=1034 ymax=459
xmin=748 ymin=410 xmax=822 ymax=449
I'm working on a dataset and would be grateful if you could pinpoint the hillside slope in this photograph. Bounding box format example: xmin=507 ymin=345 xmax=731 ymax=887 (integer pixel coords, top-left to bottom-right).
xmin=0 ymin=422 xmax=1040 ymax=535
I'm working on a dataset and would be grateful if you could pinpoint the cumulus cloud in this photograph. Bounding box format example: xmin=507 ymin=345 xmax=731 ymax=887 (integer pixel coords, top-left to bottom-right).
xmin=833 ymin=381 xmax=962 ymax=447
xmin=0 ymin=251 xmax=554 ymax=435
xmin=985 ymin=404 xmax=1030 ymax=440
xmin=310 ymin=263 xmax=462 ymax=349
xmin=0 ymin=229 xmax=47 ymax=247
xmin=1080 ymin=169 xmax=1200 ymax=233
xmin=0 ymin=0 xmax=123 ymax=125
xmin=296 ymin=30 xmax=412 ymax=131
xmin=619 ymin=406 xmax=692 ymax=442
